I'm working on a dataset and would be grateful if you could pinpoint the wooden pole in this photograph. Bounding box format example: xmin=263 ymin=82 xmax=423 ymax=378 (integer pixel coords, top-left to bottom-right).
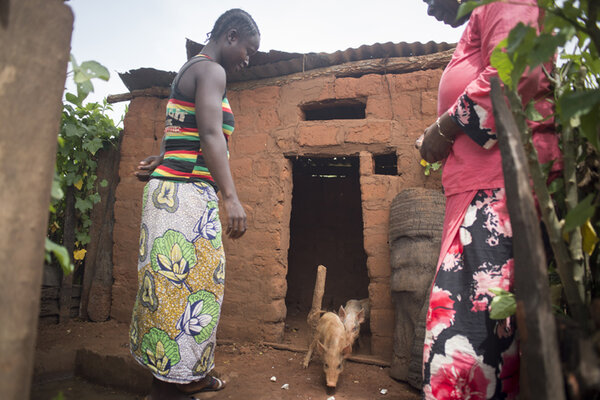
xmin=0 ymin=1 xmax=73 ymax=398
xmin=307 ymin=265 xmax=327 ymax=332
xmin=490 ymin=76 xmax=566 ymax=400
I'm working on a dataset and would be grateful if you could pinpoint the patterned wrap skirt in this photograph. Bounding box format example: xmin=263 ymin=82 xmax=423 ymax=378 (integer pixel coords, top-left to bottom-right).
xmin=422 ymin=188 xmax=519 ymax=399
xmin=130 ymin=179 xmax=225 ymax=383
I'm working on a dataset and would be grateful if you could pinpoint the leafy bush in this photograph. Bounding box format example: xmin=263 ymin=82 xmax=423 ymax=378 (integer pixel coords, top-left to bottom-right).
xmin=46 ymin=56 xmax=120 ymax=274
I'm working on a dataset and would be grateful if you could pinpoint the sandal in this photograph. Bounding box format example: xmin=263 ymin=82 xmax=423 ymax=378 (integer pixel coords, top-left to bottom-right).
xmin=179 ymin=376 xmax=226 ymax=396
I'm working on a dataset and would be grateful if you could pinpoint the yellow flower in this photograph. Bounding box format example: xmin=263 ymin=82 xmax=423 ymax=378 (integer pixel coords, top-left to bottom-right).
xmin=420 ymin=159 xmax=429 ymax=167
xmin=73 ymin=248 xmax=87 ymax=261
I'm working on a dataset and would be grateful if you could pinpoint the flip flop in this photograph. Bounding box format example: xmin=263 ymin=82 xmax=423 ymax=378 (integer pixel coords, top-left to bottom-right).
xmin=181 ymin=376 xmax=226 ymax=396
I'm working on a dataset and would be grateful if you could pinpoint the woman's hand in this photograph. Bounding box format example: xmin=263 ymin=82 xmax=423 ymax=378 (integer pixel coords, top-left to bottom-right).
xmin=134 ymin=155 xmax=163 ymax=181
xmin=416 ymin=113 xmax=459 ymax=163
xmin=222 ymin=196 xmax=247 ymax=239
xmin=418 ymin=122 xmax=453 ymax=163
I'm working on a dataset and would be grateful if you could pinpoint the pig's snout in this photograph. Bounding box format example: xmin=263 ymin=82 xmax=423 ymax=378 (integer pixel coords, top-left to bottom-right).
xmin=324 ymin=363 xmax=342 ymax=388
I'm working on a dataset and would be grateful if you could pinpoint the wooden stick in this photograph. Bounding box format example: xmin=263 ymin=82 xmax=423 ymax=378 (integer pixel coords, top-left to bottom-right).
xmin=490 ymin=76 xmax=565 ymax=400
xmin=261 ymin=341 xmax=390 ymax=367
xmin=307 ymin=265 xmax=327 ymax=331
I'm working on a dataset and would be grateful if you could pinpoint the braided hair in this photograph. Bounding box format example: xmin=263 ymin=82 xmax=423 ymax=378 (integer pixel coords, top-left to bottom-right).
xmin=207 ymin=9 xmax=260 ymax=42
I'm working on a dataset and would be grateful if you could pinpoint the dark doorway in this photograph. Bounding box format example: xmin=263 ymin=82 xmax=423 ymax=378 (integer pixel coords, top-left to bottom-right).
xmin=285 ymin=156 xmax=369 ymax=334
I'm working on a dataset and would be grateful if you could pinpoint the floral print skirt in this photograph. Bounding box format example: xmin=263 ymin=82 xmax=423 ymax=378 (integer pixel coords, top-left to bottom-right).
xmin=422 ymin=188 xmax=519 ymax=399
xmin=130 ymin=179 xmax=225 ymax=383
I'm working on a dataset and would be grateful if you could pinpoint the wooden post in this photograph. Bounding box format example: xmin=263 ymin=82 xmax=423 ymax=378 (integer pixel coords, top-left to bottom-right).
xmin=59 ymin=186 xmax=75 ymax=322
xmin=0 ymin=1 xmax=73 ymax=399
xmin=490 ymin=77 xmax=566 ymax=400
xmin=307 ymin=265 xmax=327 ymax=332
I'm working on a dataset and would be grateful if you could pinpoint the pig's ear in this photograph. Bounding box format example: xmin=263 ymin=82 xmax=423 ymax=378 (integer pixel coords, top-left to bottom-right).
xmin=342 ymin=344 xmax=352 ymax=357
xmin=338 ymin=306 xmax=346 ymax=320
xmin=357 ymin=309 xmax=365 ymax=323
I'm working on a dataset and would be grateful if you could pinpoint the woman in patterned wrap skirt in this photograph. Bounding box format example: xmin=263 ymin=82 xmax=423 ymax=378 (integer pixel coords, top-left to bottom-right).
xmin=129 ymin=9 xmax=260 ymax=400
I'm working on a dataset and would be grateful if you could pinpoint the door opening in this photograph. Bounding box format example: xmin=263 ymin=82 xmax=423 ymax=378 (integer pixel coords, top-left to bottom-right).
xmin=285 ymin=156 xmax=370 ymax=352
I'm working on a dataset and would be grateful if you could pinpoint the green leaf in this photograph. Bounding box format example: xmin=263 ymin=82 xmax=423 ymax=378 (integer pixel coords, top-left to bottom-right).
xmin=525 ymin=100 xmax=544 ymax=122
xmin=82 ymin=137 xmax=104 ymax=155
xmin=100 ymin=179 xmax=108 ymax=187
xmin=456 ymin=0 xmax=498 ymax=20
xmin=64 ymin=122 xmax=83 ymax=137
xmin=75 ymin=197 xmax=94 ymax=213
xmin=558 ymin=89 xmax=600 ymax=122
xmin=489 ymin=288 xmax=516 ymax=320
xmin=79 ymin=60 xmax=110 ymax=81
xmin=65 ymin=92 xmax=81 ymax=106
xmin=579 ymin=108 xmax=600 ymax=150
xmin=563 ymin=194 xmax=595 ymax=233
xmin=51 ymin=178 xmax=64 ymax=201
xmin=491 ymin=44 xmax=514 ymax=87
xmin=45 ymin=238 xmax=74 ymax=275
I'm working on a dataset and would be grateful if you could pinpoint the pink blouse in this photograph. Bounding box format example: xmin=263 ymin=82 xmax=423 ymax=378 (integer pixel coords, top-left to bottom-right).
xmin=438 ymin=0 xmax=561 ymax=197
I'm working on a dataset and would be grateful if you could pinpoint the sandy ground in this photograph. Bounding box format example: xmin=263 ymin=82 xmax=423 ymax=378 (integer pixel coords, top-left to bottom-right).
xmin=32 ymin=318 xmax=421 ymax=400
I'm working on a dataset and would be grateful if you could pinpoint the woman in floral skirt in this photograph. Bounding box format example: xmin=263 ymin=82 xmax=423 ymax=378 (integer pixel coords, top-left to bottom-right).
xmin=416 ymin=0 xmax=562 ymax=398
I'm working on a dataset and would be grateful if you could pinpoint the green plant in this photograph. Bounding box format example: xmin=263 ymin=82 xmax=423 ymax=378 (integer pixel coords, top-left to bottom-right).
xmin=46 ymin=55 xmax=120 ymax=274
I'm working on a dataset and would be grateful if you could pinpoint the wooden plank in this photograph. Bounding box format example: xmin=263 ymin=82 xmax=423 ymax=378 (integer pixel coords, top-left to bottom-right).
xmin=490 ymin=77 xmax=565 ymax=400
xmin=0 ymin=1 xmax=73 ymax=398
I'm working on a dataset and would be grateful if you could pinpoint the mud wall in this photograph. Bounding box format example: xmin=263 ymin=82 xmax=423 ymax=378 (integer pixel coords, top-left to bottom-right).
xmin=111 ymin=68 xmax=443 ymax=361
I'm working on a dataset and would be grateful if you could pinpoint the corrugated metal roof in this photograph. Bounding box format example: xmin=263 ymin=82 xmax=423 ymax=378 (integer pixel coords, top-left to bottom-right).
xmin=119 ymin=40 xmax=454 ymax=91
xmin=187 ymin=38 xmax=454 ymax=82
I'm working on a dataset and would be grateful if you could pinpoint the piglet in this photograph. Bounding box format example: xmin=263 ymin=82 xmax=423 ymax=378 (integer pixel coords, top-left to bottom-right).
xmin=339 ymin=298 xmax=369 ymax=348
xmin=303 ymin=311 xmax=352 ymax=389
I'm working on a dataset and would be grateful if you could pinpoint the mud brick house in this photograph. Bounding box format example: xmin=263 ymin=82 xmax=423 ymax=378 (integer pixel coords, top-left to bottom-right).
xmin=109 ymin=40 xmax=452 ymax=361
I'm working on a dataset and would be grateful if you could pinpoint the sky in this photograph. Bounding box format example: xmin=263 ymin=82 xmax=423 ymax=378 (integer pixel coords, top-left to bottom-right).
xmin=65 ymin=0 xmax=465 ymax=123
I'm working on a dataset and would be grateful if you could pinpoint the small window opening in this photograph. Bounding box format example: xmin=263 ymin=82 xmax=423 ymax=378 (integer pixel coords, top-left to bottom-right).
xmin=301 ymin=99 xmax=366 ymax=121
xmin=374 ymin=153 xmax=398 ymax=175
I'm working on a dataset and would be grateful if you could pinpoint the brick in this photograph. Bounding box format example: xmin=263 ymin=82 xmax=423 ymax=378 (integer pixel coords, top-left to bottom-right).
xmin=363 ymin=230 xmax=389 ymax=258
xmin=262 ymin=298 xmax=286 ymax=323
xmin=359 ymin=151 xmax=373 ymax=176
xmin=392 ymin=93 xmax=419 ymax=120
xmin=298 ymin=123 xmax=339 ymax=147
xmin=253 ymin=159 xmax=271 ymax=178
xmin=363 ymin=208 xmax=390 ymax=230
xmin=367 ymin=254 xmax=391 ymax=279
xmin=334 ymin=74 xmax=384 ymax=98
xmin=421 ymin=90 xmax=438 ymax=117
xmin=261 ymin=322 xmax=285 ymax=342
xmin=231 ymin=133 xmax=268 ymax=155
xmin=230 ymin=157 xmax=253 ymax=180
xmin=344 ymin=121 xmax=391 ymax=144
xmin=393 ymin=70 xmax=432 ymax=92
xmin=370 ymin=308 xmax=395 ymax=337
xmin=368 ymin=281 xmax=394 ymax=309
xmin=366 ymin=95 xmax=393 ymax=119
xmin=371 ymin=335 xmax=394 ymax=361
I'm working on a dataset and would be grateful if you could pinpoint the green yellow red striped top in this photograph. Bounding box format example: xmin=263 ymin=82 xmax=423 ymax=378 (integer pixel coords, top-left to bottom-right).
xmin=151 ymin=54 xmax=234 ymax=188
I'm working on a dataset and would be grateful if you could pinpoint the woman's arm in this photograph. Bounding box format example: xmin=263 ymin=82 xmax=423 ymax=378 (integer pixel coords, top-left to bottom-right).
xmin=192 ymin=62 xmax=246 ymax=239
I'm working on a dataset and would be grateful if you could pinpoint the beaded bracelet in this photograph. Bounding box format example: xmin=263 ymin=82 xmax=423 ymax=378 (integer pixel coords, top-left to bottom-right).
xmin=436 ymin=117 xmax=455 ymax=144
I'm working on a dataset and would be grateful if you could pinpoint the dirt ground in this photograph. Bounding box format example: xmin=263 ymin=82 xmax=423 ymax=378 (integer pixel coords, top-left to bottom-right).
xmin=32 ymin=318 xmax=421 ymax=400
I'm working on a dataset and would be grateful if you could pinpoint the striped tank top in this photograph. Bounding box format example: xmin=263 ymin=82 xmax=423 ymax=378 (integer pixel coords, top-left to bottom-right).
xmin=151 ymin=54 xmax=234 ymax=188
